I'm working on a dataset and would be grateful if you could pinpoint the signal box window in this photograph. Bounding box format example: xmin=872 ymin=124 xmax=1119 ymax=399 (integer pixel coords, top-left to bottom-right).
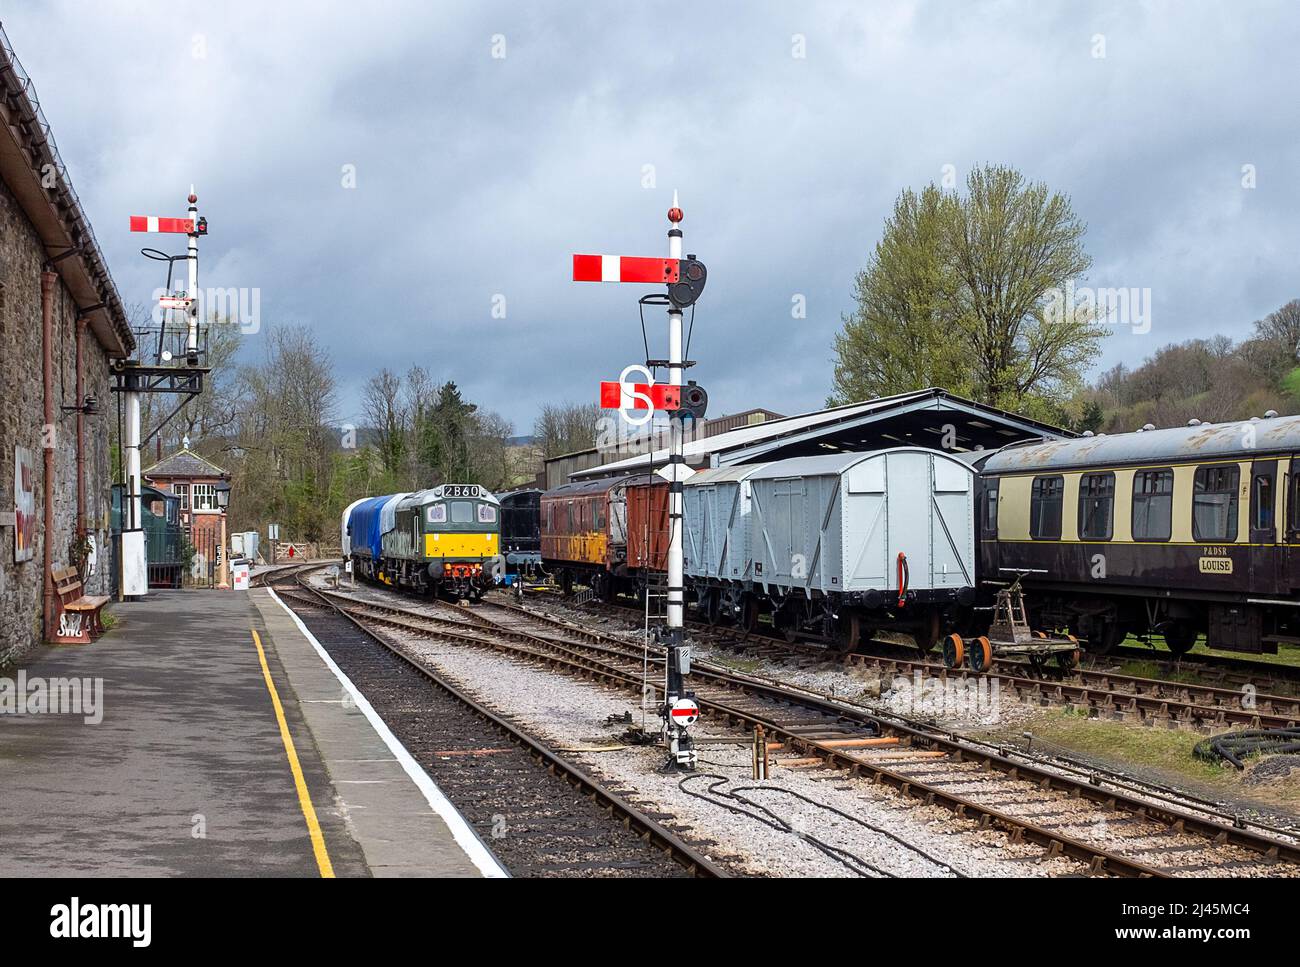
xmin=1078 ymin=472 xmax=1115 ymax=541
xmin=1192 ymin=465 xmax=1240 ymax=542
xmin=1029 ymin=475 xmax=1064 ymax=540
xmin=1131 ymin=469 xmax=1173 ymax=541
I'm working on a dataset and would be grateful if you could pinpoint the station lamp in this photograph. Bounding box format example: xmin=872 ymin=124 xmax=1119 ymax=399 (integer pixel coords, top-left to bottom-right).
xmin=215 ymin=480 xmax=231 ymax=511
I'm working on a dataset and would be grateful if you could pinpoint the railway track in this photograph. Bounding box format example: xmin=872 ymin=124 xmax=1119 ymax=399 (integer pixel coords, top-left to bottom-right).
xmin=300 ymin=579 xmax=1300 ymax=878
xmin=567 ymin=596 xmax=1300 ymax=732
xmin=266 ymin=573 xmax=726 ymax=879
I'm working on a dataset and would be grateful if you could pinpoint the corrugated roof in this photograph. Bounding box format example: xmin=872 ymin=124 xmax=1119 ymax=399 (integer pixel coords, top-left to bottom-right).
xmin=571 ymin=388 xmax=1065 ymax=479
xmin=983 ymin=414 xmax=1300 ymax=473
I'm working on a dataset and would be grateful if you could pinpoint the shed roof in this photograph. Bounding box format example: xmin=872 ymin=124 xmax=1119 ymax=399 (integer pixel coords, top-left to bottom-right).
xmin=570 ymin=388 xmax=1068 ymax=480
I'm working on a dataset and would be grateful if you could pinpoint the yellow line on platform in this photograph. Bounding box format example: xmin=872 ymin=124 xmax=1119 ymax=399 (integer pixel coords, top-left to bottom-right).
xmin=251 ymin=628 xmax=336 ymax=878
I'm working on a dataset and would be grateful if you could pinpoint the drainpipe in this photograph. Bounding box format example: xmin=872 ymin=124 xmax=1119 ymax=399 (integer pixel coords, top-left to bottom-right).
xmin=76 ymin=316 xmax=86 ymax=540
xmin=41 ymin=269 xmax=56 ymax=641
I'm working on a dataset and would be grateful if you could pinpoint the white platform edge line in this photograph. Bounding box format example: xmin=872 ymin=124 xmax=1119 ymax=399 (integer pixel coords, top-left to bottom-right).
xmin=265 ymin=588 xmax=509 ymax=878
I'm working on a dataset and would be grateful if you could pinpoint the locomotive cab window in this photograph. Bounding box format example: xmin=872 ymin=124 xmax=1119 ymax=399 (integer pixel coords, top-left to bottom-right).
xmin=449 ymin=500 xmax=475 ymax=524
xmin=1132 ymin=469 xmax=1173 ymax=541
xmin=427 ymin=503 xmax=447 ymax=524
xmin=1029 ymin=475 xmax=1064 ymax=540
xmin=1077 ymin=472 xmax=1115 ymax=541
xmin=1192 ymin=465 xmax=1239 ymax=542
xmin=477 ymin=503 xmax=497 ymax=524
xmin=1290 ymin=474 xmax=1300 ymax=534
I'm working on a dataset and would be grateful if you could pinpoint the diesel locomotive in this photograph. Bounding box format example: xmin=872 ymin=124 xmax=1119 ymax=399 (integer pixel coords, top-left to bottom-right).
xmin=343 ymin=484 xmax=502 ymax=598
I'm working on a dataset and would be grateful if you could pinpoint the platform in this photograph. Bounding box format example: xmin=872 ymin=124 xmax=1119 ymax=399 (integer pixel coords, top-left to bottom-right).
xmin=0 ymin=588 xmax=503 ymax=878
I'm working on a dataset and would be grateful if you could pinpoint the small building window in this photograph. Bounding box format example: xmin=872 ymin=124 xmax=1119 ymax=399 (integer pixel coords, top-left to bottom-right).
xmin=1029 ymin=475 xmax=1064 ymax=540
xmin=1132 ymin=469 xmax=1173 ymax=541
xmin=1192 ymin=465 xmax=1239 ymax=542
xmin=173 ymin=483 xmax=190 ymax=510
xmin=983 ymin=480 xmax=999 ymax=537
xmin=192 ymin=483 xmax=217 ymax=511
xmin=1253 ymin=474 xmax=1274 ymax=531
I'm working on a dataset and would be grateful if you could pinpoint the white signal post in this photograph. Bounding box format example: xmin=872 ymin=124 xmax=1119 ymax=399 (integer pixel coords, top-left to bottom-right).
xmin=572 ymin=194 xmax=706 ymax=768
xmin=663 ymin=192 xmax=695 ymax=769
xmin=185 ymin=188 xmax=200 ymax=364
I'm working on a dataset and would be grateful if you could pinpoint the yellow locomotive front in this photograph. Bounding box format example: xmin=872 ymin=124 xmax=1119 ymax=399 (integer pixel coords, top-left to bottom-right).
xmin=414 ymin=484 xmax=502 ymax=599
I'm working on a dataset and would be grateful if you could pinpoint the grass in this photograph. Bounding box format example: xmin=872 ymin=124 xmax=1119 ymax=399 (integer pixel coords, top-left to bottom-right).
xmin=1127 ymin=634 xmax=1300 ymax=668
xmin=99 ymin=610 xmax=117 ymax=632
xmin=993 ymin=709 xmax=1300 ymax=810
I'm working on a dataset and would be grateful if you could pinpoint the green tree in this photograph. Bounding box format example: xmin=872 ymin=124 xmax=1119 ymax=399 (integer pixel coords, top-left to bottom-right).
xmin=829 ymin=186 xmax=969 ymax=404
xmin=830 ymin=165 xmax=1108 ymax=415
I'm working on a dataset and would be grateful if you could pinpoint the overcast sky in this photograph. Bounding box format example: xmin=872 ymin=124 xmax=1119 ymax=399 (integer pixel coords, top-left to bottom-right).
xmin=6 ymin=1 xmax=1298 ymax=432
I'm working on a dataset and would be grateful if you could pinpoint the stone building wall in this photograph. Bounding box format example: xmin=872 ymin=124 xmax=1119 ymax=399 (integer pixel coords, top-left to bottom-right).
xmin=0 ymin=175 xmax=115 ymax=664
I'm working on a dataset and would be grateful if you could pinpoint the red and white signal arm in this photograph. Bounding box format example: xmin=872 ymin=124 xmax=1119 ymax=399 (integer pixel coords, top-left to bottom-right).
xmin=669 ymin=698 xmax=699 ymax=727
xmin=158 ymin=295 xmax=193 ymax=311
xmin=129 ymin=215 xmax=195 ymax=234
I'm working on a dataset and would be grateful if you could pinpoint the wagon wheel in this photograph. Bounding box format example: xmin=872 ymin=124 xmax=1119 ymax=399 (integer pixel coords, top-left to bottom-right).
xmin=1163 ymin=623 xmax=1197 ymax=657
xmin=774 ymin=609 xmax=799 ymax=643
xmin=702 ymin=591 xmax=722 ymax=627
xmin=941 ymin=633 xmax=965 ymax=670
xmin=739 ymin=597 xmax=759 ymax=634
xmin=915 ymin=609 xmax=942 ymax=657
xmin=1056 ymin=636 xmax=1081 ymax=672
xmin=834 ymin=612 xmax=861 ymax=654
xmin=966 ymin=636 xmax=993 ymax=674
xmin=558 ymin=570 xmax=573 ymax=597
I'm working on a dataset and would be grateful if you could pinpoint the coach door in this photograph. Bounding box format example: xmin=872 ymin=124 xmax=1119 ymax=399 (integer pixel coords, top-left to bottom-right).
xmin=1285 ymin=458 xmax=1300 ymax=593
xmin=1251 ymin=459 xmax=1278 ymax=592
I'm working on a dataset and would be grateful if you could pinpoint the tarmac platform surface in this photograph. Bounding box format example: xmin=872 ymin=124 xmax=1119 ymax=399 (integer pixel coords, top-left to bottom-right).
xmin=0 ymin=586 xmax=502 ymax=877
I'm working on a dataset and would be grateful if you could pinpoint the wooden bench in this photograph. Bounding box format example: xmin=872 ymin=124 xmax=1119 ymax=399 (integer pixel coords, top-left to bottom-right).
xmin=50 ymin=565 xmax=110 ymax=644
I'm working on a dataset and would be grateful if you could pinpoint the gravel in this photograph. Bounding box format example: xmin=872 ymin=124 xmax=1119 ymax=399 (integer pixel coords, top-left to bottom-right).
xmin=383 ymin=625 xmax=1084 ymax=878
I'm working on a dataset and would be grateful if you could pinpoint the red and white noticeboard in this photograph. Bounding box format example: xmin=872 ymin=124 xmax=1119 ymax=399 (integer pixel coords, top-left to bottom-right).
xmin=231 ymin=562 xmax=251 ymax=591
xmin=14 ymin=446 xmax=35 ymax=563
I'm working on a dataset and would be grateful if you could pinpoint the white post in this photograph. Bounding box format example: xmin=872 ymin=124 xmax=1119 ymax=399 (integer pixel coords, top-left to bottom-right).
xmin=186 ymin=187 xmax=199 ymax=363
xmin=121 ymin=383 xmax=148 ymax=597
xmin=662 ymin=191 xmax=695 ymax=768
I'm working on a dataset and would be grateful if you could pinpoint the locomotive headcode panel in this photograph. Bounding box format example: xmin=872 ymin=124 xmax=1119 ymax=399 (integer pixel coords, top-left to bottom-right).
xmin=980 ymin=413 xmax=1300 ymax=655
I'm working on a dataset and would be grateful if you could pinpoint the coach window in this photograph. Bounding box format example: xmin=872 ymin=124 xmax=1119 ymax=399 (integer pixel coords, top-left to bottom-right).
xmin=595 ymin=500 xmax=606 ymax=529
xmin=1253 ymin=474 xmax=1274 ymax=531
xmin=1131 ymin=469 xmax=1173 ymax=541
xmin=1192 ymin=465 xmax=1240 ymax=542
xmin=1029 ymin=475 xmax=1064 ymax=540
xmin=1078 ymin=472 xmax=1115 ymax=541
xmin=983 ymin=480 xmax=999 ymax=537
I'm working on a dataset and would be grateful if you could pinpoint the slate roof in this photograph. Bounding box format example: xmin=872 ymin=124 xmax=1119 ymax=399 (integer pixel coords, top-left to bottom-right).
xmin=143 ymin=448 xmax=228 ymax=479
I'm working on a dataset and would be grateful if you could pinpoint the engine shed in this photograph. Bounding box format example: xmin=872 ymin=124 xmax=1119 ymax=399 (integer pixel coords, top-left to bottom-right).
xmin=565 ymin=387 xmax=1071 ymax=482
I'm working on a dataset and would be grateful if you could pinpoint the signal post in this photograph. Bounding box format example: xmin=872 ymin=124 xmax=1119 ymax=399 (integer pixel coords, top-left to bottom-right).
xmin=574 ymin=193 xmax=709 ymax=768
